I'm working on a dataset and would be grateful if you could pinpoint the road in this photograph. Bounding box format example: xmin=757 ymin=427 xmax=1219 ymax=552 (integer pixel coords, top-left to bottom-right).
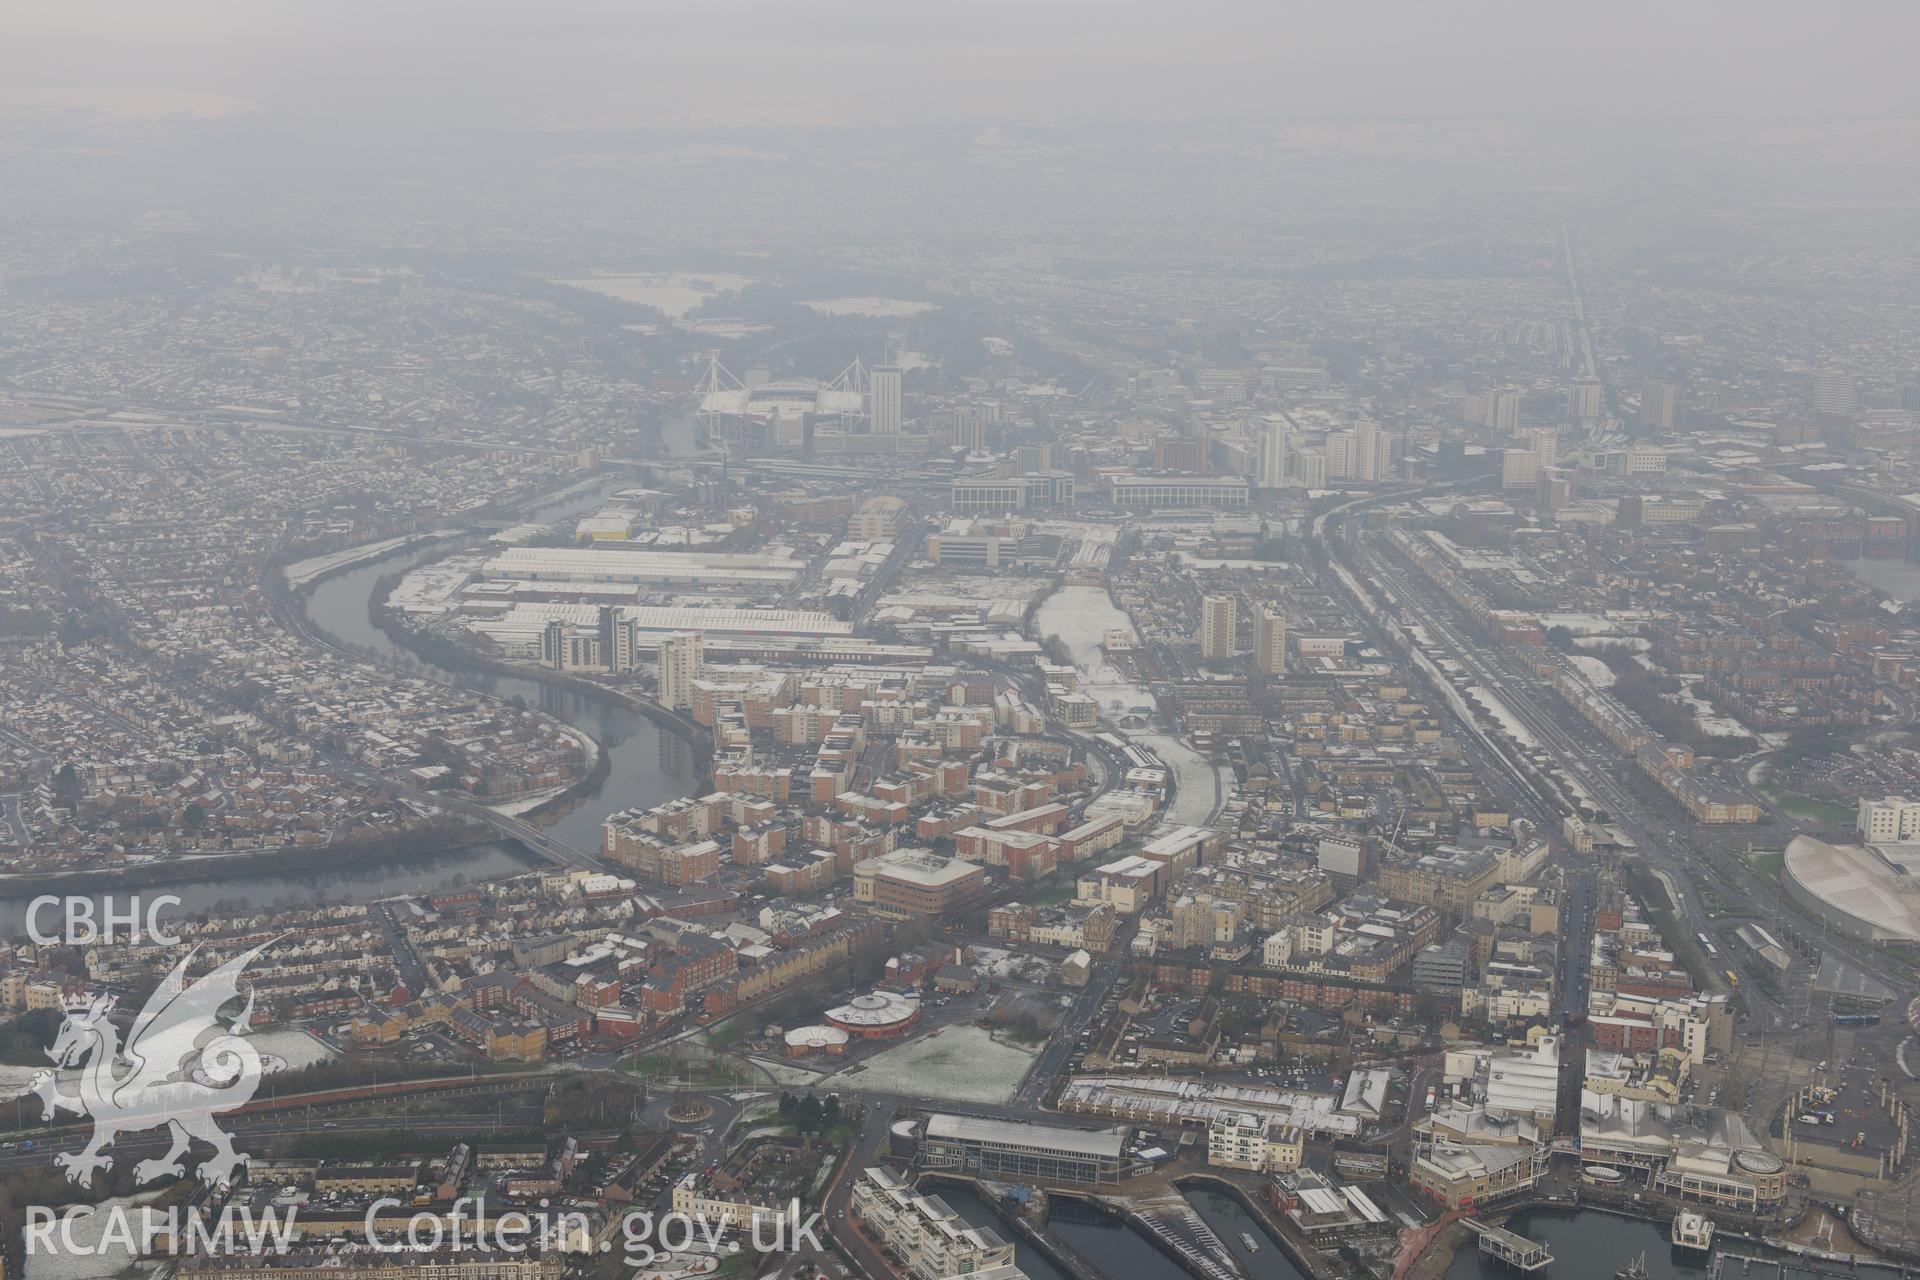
xmin=1014 ymin=934 xmax=1130 ymax=1108
xmin=815 ymin=1098 xmax=898 ymax=1280
xmin=371 ymin=902 xmax=432 ymax=995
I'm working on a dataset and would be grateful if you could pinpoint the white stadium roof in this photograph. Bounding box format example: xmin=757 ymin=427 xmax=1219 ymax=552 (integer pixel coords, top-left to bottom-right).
xmin=1785 ymin=835 xmax=1920 ymax=943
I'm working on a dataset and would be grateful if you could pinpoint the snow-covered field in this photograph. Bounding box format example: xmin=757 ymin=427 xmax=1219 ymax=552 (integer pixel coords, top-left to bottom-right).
xmin=0 ymin=1027 xmax=333 ymax=1101
xmin=1677 ymin=678 xmax=1755 ymax=740
xmin=548 ymin=273 xmax=757 ymax=318
xmin=22 ymin=1191 xmax=171 ymax=1280
xmin=1032 ymin=585 xmax=1151 ymax=716
xmin=249 ymin=1027 xmax=336 ymax=1073
xmin=825 ymin=1025 xmax=1037 ymax=1104
xmin=0 ymin=1063 xmax=40 ymax=1099
xmin=1567 ymin=655 xmax=1615 ymax=688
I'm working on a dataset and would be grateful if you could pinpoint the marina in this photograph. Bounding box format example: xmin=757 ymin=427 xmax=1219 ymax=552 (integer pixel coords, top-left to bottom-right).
xmin=1180 ymin=1183 xmax=1310 ymax=1280
xmin=1443 ymin=1211 xmax=1711 ymax=1280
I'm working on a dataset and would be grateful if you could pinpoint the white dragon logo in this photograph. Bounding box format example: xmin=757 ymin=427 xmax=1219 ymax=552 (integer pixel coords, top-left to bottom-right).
xmin=31 ymin=940 xmax=273 ymax=1187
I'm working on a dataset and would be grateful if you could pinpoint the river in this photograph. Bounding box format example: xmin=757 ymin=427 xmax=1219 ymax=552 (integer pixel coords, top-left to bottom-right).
xmin=1845 ymin=557 xmax=1920 ymax=603
xmin=300 ymin=540 xmax=699 ymax=853
xmin=0 ymin=466 xmax=704 ymax=938
xmin=0 ymin=841 xmax=540 ymax=940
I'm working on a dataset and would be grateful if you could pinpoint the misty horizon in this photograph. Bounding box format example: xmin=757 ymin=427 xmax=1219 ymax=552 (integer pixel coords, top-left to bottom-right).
xmin=1 ymin=1 xmax=1917 ymax=132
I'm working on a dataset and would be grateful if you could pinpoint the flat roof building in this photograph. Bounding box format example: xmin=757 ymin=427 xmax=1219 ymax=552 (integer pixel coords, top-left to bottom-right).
xmin=1103 ymin=475 xmax=1250 ymax=510
xmin=853 ymin=847 xmax=987 ymax=917
xmin=850 ymin=1168 xmax=1020 ymax=1280
xmin=482 ymin=546 xmax=803 ymax=586
xmin=920 ymin=1113 xmax=1139 ymax=1187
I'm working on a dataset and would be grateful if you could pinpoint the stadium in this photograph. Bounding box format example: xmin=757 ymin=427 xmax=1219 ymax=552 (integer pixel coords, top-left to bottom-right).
xmin=695 ymin=353 xmax=869 ymax=450
xmin=1782 ymin=835 xmax=1920 ymax=944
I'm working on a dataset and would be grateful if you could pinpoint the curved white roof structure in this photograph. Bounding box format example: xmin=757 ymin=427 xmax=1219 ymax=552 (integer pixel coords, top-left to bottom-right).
xmin=826 ymin=990 xmax=920 ymax=1030
xmin=1783 ymin=835 xmax=1920 ymax=944
xmin=784 ymin=1025 xmax=850 ymax=1050
xmin=701 ymin=381 xmax=864 ymax=418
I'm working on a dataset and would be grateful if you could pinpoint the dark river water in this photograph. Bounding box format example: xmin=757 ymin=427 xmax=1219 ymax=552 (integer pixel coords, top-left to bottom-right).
xmin=299 ymin=539 xmax=699 ymax=853
xmin=1184 ymin=1184 xmax=1311 ymax=1280
xmin=1845 ymin=557 xmax=1920 ymax=603
xmin=1442 ymin=1210 xmax=1707 ymax=1280
xmin=0 ymin=469 xmax=701 ymax=938
xmin=1046 ymin=1211 xmax=1194 ymax=1280
xmin=931 ymin=1185 xmax=1069 ymax=1280
xmin=930 ymin=1181 xmax=1318 ymax=1280
xmin=1441 ymin=1208 xmax=1906 ymax=1280
xmin=0 ymin=841 xmax=541 ymax=938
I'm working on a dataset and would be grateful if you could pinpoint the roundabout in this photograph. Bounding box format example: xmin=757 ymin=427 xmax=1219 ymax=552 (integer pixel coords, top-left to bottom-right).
xmin=665 ymin=1096 xmax=714 ymax=1124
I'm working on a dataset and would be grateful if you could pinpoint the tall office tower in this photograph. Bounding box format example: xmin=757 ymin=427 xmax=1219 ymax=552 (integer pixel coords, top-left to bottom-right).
xmin=1257 ymin=610 xmax=1288 ymax=675
xmin=1200 ymin=595 xmax=1238 ymax=660
xmin=1259 ymin=417 xmax=1292 ymax=488
xmin=1641 ymin=378 xmax=1679 ymax=430
xmin=599 ymin=606 xmax=637 ymax=673
xmin=656 ymin=631 xmax=704 ymax=711
xmin=1326 ymin=431 xmax=1356 ymax=480
xmin=1014 ymin=443 xmax=1055 ymax=474
xmin=1569 ymin=376 xmax=1603 ymax=422
xmin=954 ymin=406 xmax=985 ymax=452
xmin=1813 ymin=369 xmax=1855 ymax=416
xmin=1538 ymin=465 xmax=1575 ymax=516
xmin=870 ymin=364 xmax=903 ymax=435
xmin=1353 ymin=419 xmax=1380 ymax=482
xmin=1502 ymin=449 xmax=1541 ymax=490
xmin=1379 ymin=429 xmax=1405 ymax=480
xmin=1296 ymin=449 xmax=1329 ymax=489
xmin=1486 ymin=388 xmax=1522 ymax=433
xmin=1526 ymin=427 xmax=1559 ymax=470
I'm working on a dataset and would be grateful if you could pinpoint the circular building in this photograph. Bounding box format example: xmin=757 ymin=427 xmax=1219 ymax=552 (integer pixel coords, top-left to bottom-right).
xmin=825 ymin=991 xmax=921 ymax=1040
xmin=1733 ymin=1149 xmax=1789 ymax=1202
xmin=1782 ymin=835 xmax=1920 ymax=944
xmin=783 ymin=1025 xmax=849 ymax=1058
xmin=888 ymin=1118 xmax=923 ymax=1159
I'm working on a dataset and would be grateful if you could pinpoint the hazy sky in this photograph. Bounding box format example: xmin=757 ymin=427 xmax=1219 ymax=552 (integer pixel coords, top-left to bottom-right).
xmin=4 ymin=1 xmax=1917 ymax=132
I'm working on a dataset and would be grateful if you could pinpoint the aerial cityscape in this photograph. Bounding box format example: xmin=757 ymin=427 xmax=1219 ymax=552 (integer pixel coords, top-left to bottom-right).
xmin=4 ymin=6 xmax=1920 ymax=1280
